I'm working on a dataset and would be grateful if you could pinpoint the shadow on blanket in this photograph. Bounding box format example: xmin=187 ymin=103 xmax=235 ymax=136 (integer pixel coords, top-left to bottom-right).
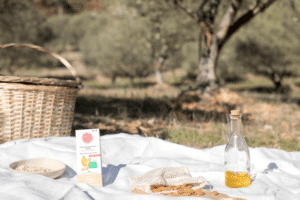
xmin=102 ymin=164 xmax=126 ymax=187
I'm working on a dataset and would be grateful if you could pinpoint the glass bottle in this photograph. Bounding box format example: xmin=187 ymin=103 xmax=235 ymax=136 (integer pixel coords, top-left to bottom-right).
xmin=224 ymin=110 xmax=251 ymax=188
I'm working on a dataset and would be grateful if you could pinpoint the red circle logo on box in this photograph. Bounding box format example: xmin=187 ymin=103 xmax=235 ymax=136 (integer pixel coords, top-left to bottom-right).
xmin=82 ymin=132 xmax=93 ymax=144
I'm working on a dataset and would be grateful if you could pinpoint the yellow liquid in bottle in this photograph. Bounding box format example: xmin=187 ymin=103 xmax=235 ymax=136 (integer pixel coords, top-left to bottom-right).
xmin=225 ymin=171 xmax=251 ymax=188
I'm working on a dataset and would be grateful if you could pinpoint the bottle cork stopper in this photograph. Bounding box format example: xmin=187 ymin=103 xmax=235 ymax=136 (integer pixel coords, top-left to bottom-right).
xmin=231 ymin=110 xmax=240 ymax=115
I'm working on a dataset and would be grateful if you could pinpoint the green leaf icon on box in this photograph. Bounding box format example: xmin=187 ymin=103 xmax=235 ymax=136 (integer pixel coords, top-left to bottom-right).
xmin=89 ymin=162 xmax=97 ymax=168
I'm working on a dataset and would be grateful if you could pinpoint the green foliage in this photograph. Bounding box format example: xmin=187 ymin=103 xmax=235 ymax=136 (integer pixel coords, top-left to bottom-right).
xmin=43 ymin=15 xmax=72 ymax=39
xmin=289 ymin=0 xmax=300 ymax=22
xmin=235 ymin=38 xmax=293 ymax=89
xmin=0 ymin=0 xmax=51 ymax=75
xmin=40 ymin=14 xmax=72 ymax=52
xmin=80 ymin=13 xmax=153 ymax=81
xmin=217 ymin=1 xmax=300 ymax=87
xmin=216 ymin=60 xmax=246 ymax=85
xmin=242 ymin=1 xmax=300 ymax=54
xmin=1 ymin=0 xmax=299 ymax=85
xmin=147 ymin=0 xmax=197 ymax=69
xmin=0 ymin=0 xmax=45 ymax=44
xmin=181 ymin=42 xmax=198 ymax=72
xmin=43 ymin=11 xmax=108 ymax=50
xmin=164 ymin=50 xmax=185 ymax=71
xmin=236 ymin=38 xmax=291 ymax=69
xmin=62 ymin=12 xmax=106 ymax=49
xmin=103 ymin=0 xmax=197 ymax=77
xmin=231 ymin=1 xmax=300 ymax=90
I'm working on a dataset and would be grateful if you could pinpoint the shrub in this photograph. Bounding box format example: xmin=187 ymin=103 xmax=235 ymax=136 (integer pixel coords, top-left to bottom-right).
xmin=80 ymin=15 xmax=153 ymax=85
xmin=216 ymin=60 xmax=246 ymax=85
xmin=0 ymin=0 xmax=50 ymax=75
xmin=43 ymin=14 xmax=72 ymax=39
xmin=62 ymin=12 xmax=107 ymax=49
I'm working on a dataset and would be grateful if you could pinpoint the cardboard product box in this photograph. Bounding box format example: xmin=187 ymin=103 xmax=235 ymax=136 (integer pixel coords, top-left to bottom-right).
xmin=76 ymin=129 xmax=103 ymax=187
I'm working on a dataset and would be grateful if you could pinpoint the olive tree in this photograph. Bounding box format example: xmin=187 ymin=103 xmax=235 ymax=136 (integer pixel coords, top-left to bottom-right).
xmin=234 ymin=1 xmax=300 ymax=91
xmin=235 ymin=39 xmax=292 ymax=91
xmin=168 ymin=0 xmax=277 ymax=91
xmin=102 ymin=0 xmax=197 ymax=85
xmin=80 ymin=13 xmax=153 ymax=86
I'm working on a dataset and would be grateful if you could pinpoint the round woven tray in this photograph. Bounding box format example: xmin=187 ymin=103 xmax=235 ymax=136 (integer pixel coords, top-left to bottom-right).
xmin=8 ymin=158 xmax=66 ymax=179
xmin=0 ymin=43 xmax=82 ymax=144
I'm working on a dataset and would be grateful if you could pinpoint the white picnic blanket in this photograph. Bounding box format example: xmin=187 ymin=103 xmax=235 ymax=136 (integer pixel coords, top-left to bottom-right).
xmin=0 ymin=133 xmax=300 ymax=200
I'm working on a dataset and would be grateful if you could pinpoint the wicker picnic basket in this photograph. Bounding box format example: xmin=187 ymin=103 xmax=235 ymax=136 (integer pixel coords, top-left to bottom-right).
xmin=0 ymin=43 xmax=82 ymax=144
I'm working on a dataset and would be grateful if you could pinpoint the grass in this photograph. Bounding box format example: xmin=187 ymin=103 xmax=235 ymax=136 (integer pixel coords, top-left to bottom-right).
xmin=83 ymin=69 xmax=187 ymax=89
xmin=226 ymin=76 xmax=273 ymax=90
xmin=164 ymin=116 xmax=300 ymax=152
xmin=164 ymin=125 xmax=226 ymax=149
xmin=226 ymin=75 xmax=300 ymax=100
xmin=279 ymin=139 xmax=300 ymax=151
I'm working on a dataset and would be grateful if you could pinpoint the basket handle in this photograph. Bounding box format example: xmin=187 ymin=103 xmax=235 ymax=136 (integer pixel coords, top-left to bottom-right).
xmin=0 ymin=43 xmax=83 ymax=89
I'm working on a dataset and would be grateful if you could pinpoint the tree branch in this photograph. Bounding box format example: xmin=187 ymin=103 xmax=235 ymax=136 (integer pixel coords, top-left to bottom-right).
xmin=198 ymin=0 xmax=221 ymax=26
xmin=289 ymin=0 xmax=300 ymax=21
xmin=198 ymin=0 xmax=210 ymax=13
xmin=198 ymin=0 xmax=221 ymax=48
xmin=172 ymin=0 xmax=198 ymax=21
xmin=216 ymin=0 xmax=243 ymax=41
xmin=172 ymin=0 xmax=221 ymax=29
xmin=219 ymin=0 xmax=277 ymax=49
xmin=255 ymin=0 xmax=262 ymax=7
xmin=253 ymin=0 xmax=276 ymax=14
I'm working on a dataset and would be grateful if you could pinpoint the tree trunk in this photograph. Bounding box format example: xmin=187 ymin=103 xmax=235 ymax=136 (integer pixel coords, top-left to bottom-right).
xmin=271 ymin=72 xmax=283 ymax=92
xmin=274 ymin=80 xmax=282 ymax=91
xmin=154 ymin=56 xmax=166 ymax=85
xmin=111 ymin=75 xmax=117 ymax=87
xmin=172 ymin=0 xmax=277 ymax=93
xmin=195 ymin=34 xmax=219 ymax=92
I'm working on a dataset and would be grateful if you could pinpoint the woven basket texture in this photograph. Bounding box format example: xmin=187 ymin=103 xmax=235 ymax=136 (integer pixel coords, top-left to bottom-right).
xmin=0 ymin=43 xmax=81 ymax=144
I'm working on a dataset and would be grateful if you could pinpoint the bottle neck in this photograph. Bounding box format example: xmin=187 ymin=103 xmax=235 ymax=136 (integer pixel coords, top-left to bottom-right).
xmin=230 ymin=114 xmax=242 ymax=136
